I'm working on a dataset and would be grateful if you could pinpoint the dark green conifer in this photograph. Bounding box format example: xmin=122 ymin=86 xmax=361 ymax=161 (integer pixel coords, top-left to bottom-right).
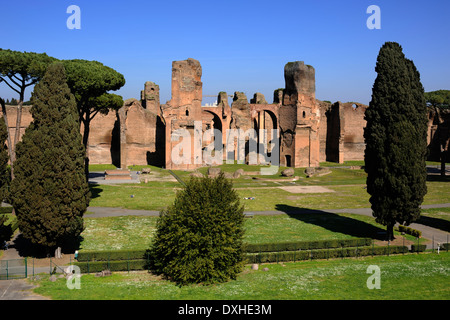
xmin=364 ymin=42 xmax=428 ymax=240
xmin=10 ymin=63 xmax=90 ymax=253
xmin=0 ymin=116 xmax=11 ymax=244
xmin=150 ymin=173 xmax=245 ymax=285
xmin=0 ymin=116 xmax=9 ymax=202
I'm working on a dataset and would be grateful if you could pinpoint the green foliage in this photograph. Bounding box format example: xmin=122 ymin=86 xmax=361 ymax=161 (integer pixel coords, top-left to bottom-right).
xmin=410 ymin=244 xmax=427 ymax=252
xmin=364 ymin=42 xmax=428 ymax=240
xmin=74 ymin=259 xmax=148 ymax=273
xmin=77 ymin=249 xmax=149 ymax=262
xmin=0 ymin=117 xmax=10 ymax=202
xmin=10 ymin=62 xmax=90 ymax=251
xmin=150 ymin=173 xmax=245 ymax=285
xmin=0 ymin=214 xmax=13 ymax=244
xmin=246 ymin=246 xmax=409 ymax=263
xmin=62 ymin=59 xmax=125 ymax=120
xmin=243 ymin=238 xmax=372 ymax=253
xmin=395 ymin=225 xmax=422 ymax=238
xmin=425 ymin=90 xmax=450 ymax=109
xmin=0 ymin=49 xmax=56 ymax=95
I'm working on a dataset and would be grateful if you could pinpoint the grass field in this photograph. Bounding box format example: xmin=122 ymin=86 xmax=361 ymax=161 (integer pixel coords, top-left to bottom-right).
xmin=79 ymin=209 xmax=435 ymax=251
xmin=81 ymin=164 xmax=449 ymax=251
xmin=88 ymin=166 xmax=450 ymax=212
xmin=31 ymin=252 xmax=450 ymax=300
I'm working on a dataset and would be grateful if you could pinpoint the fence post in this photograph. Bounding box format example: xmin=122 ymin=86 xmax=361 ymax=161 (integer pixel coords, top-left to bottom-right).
xmin=25 ymin=257 xmax=27 ymax=278
xmin=6 ymin=260 xmax=8 ymax=280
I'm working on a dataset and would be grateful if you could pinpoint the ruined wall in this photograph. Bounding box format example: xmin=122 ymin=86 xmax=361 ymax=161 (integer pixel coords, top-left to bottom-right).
xmin=341 ymin=102 xmax=367 ymax=161
xmin=83 ymin=111 xmax=119 ymax=165
xmin=119 ymin=98 xmax=158 ymax=168
xmin=162 ymin=58 xmax=203 ymax=170
xmin=316 ymin=101 xmax=368 ymax=163
xmin=281 ymin=61 xmax=320 ymax=168
xmin=2 ymin=106 xmax=33 ymax=153
xmin=427 ymin=107 xmax=450 ymax=162
xmin=5 ymin=58 xmax=445 ymax=170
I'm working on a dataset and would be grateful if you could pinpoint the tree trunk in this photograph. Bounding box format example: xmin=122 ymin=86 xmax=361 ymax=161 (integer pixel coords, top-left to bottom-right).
xmin=441 ymin=144 xmax=446 ymax=177
xmin=82 ymin=117 xmax=90 ymax=181
xmin=386 ymin=223 xmax=395 ymax=241
xmin=13 ymin=99 xmax=23 ymax=153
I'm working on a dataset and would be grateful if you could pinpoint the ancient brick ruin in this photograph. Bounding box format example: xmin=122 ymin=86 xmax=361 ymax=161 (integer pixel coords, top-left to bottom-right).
xmin=2 ymin=58 xmax=448 ymax=170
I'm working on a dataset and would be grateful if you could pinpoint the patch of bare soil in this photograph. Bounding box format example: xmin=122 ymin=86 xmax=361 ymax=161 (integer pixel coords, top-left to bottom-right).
xmin=374 ymin=236 xmax=413 ymax=247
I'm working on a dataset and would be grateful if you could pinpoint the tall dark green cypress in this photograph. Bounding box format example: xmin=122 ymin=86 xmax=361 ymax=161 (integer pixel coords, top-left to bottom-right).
xmin=0 ymin=116 xmax=11 ymax=244
xmin=0 ymin=116 xmax=9 ymax=202
xmin=364 ymin=42 xmax=428 ymax=240
xmin=150 ymin=173 xmax=245 ymax=285
xmin=10 ymin=63 xmax=90 ymax=254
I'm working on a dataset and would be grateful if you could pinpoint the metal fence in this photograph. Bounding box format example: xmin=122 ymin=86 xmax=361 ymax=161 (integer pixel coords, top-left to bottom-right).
xmin=0 ymin=258 xmax=27 ymax=280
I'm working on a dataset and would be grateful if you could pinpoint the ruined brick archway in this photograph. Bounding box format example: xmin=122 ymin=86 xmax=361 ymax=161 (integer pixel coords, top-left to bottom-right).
xmin=202 ymin=109 xmax=223 ymax=152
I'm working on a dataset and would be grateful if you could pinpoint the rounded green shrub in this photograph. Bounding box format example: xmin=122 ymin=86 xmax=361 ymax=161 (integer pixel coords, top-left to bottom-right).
xmin=149 ymin=172 xmax=245 ymax=285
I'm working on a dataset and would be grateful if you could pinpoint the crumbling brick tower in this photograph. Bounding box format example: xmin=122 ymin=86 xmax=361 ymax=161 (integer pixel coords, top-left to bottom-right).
xmin=279 ymin=61 xmax=320 ymax=168
xmin=162 ymin=58 xmax=203 ymax=170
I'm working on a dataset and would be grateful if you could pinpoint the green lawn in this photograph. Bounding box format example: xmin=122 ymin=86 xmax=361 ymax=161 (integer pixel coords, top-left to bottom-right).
xmin=80 ymin=210 xmax=429 ymax=251
xmin=31 ymin=252 xmax=450 ymax=300
xmin=88 ymin=171 xmax=450 ymax=212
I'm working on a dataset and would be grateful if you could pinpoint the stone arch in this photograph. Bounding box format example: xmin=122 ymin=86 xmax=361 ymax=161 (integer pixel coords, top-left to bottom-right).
xmin=252 ymin=109 xmax=279 ymax=163
xmin=202 ymin=109 xmax=223 ymax=153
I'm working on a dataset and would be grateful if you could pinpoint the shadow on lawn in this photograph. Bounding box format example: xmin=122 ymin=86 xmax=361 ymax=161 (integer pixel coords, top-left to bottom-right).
xmin=89 ymin=184 xmax=103 ymax=200
xmin=11 ymin=233 xmax=84 ymax=258
xmin=418 ymin=215 xmax=450 ymax=233
xmin=275 ymin=204 xmax=386 ymax=241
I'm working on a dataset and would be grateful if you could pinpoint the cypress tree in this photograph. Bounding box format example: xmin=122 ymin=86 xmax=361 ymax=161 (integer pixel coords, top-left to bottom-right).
xmin=364 ymin=42 xmax=428 ymax=240
xmin=0 ymin=116 xmax=9 ymax=202
xmin=0 ymin=116 xmax=11 ymax=244
xmin=150 ymin=173 xmax=245 ymax=285
xmin=10 ymin=63 xmax=90 ymax=255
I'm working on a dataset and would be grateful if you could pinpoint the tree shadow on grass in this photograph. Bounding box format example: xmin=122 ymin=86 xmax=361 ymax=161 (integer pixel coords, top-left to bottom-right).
xmin=89 ymin=184 xmax=103 ymax=200
xmin=275 ymin=204 xmax=386 ymax=241
xmin=417 ymin=215 xmax=450 ymax=233
xmin=11 ymin=233 xmax=84 ymax=258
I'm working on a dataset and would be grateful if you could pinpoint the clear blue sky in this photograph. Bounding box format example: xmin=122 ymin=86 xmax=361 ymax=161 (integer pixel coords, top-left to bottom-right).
xmin=1 ymin=0 xmax=449 ymax=105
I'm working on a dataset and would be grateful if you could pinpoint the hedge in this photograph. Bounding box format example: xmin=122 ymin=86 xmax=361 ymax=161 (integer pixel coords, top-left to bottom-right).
xmin=245 ymin=245 xmax=409 ymax=264
xmin=75 ymin=246 xmax=410 ymax=273
xmin=395 ymin=225 xmax=422 ymax=238
xmin=77 ymin=249 xmax=150 ymax=262
xmin=74 ymin=259 xmax=148 ymax=273
xmin=243 ymin=238 xmax=372 ymax=253
xmin=410 ymin=244 xmax=427 ymax=252
xmin=77 ymin=238 xmax=373 ymax=262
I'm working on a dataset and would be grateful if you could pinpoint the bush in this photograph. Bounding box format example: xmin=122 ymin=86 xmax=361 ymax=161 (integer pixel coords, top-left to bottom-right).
xmin=396 ymin=225 xmax=422 ymax=238
xmin=410 ymin=244 xmax=427 ymax=252
xmin=149 ymin=173 xmax=245 ymax=285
